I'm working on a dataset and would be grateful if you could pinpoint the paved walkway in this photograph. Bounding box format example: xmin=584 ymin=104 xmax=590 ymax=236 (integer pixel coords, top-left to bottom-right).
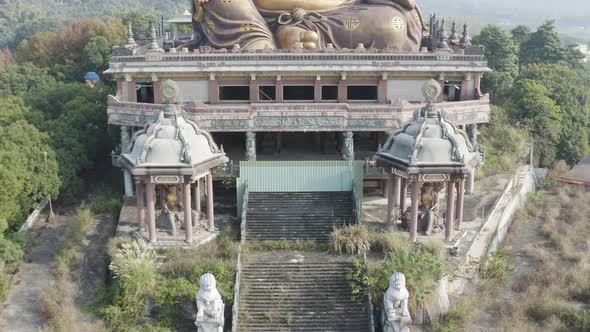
xmin=0 ymin=213 xmax=70 ymax=331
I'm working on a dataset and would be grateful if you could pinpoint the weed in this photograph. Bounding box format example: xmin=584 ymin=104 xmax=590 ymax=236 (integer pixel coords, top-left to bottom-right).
xmin=330 ymin=224 xmax=371 ymax=255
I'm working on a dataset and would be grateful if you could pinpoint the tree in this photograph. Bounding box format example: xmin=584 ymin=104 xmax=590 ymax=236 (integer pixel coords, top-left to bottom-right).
xmin=511 ymin=25 xmax=531 ymax=46
xmin=520 ymin=21 xmax=584 ymax=69
xmin=0 ymin=96 xmax=60 ymax=230
xmin=16 ymin=18 xmax=126 ymax=82
xmin=508 ymin=79 xmax=561 ymax=166
xmin=473 ymin=25 xmax=519 ymax=101
xmin=0 ymin=63 xmax=57 ymax=96
xmin=517 ymin=64 xmax=590 ymax=166
xmin=27 ymin=83 xmax=113 ymax=200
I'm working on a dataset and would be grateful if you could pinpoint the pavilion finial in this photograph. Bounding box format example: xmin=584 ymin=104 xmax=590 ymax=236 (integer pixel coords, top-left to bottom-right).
xmin=461 ymin=23 xmax=472 ymax=46
xmin=148 ymin=21 xmax=160 ymax=50
xmin=126 ymin=23 xmax=136 ymax=46
xmin=450 ymin=21 xmax=460 ymax=43
xmin=438 ymin=19 xmax=449 ymax=49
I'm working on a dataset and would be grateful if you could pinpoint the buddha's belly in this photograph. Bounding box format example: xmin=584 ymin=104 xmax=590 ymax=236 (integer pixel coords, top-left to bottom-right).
xmin=253 ymin=0 xmax=347 ymax=11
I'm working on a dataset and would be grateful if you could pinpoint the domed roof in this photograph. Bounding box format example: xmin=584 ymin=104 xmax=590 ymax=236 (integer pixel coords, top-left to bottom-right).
xmin=121 ymin=104 xmax=226 ymax=176
xmin=375 ymin=80 xmax=482 ymax=175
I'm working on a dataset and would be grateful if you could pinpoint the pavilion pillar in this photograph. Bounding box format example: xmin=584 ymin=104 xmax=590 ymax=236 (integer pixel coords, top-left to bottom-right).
xmin=409 ymin=181 xmax=420 ymax=243
xmin=386 ymin=174 xmax=395 ymax=226
xmin=445 ymin=180 xmax=456 ymax=242
xmin=136 ymin=181 xmax=145 ymax=231
xmin=194 ymin=178 xmax=201 ymax=215
xmin=400 ymin=178 xmax=408 ymax=213
xmin=342 ymin=131 xmax=354 ymax=161
xmin=245 ymin=132 xmax=256 ymax=161
xmin=183 ymin=180 xmax=193 ymax=244
xmin=206 ymin=172 xmax=215 ymax=232
xmin=393 ymin=176 xmax=401 ymax=208
xmin=466 ymin=124 xmax=478 ymax=194
xmin=455 ymin=178 xmax=465 ymax=230
xmin=121 ymin=126 xmax=134 ymax=198
xmin=146 ymin=182 xmax=157 ymax=244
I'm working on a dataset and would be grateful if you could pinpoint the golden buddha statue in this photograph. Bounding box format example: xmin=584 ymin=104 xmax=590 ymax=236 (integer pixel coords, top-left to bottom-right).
xmin=192 ymin=0 xmax=425 ymax=51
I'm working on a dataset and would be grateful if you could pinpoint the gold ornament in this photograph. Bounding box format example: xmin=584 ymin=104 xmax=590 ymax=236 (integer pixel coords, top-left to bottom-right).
xmin=392 ymin=17 xmax=406 ymax=32
xmin=344 ymin=17 xmax=360 ymax=31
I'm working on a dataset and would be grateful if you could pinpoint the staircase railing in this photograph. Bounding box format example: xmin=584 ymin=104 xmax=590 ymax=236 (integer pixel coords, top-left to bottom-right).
xmin=363 ymin=252 xmax=376 ymax=332
xmin=232 ymin=182 xmax=248 ymax=332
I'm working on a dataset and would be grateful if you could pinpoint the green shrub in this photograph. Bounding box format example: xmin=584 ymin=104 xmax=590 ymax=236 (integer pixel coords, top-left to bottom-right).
xmin=559 ymin=309 xmax=590 ymax=330
xmin=330 ymin=225 xmax=371 ymax=255
xmin=432 ymin=300 xmax=474 ymax=332
xmin=420 ymin=239 xmax=447 ymax=260
xmin=109 ymin=239 xmax=159 ymax=317
xmin=91 ymin=197 xmax=122 ymax=219
xmin=478 ymin=250 xmax=514 ymax=286
xmin=373 ymin=232 xmax=411 ymax=254
xmin=349 ymin=249 xmax=447 ymax=311
xmin=0 ymin=272 xmax=9 ymax=302
xmin=0 ymin=237 xmax=24 ymax=265
xmin=154 ymin=278 xmax=198 ymax=307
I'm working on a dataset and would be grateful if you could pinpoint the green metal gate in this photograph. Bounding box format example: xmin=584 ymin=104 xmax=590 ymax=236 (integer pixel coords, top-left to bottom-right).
xmin=237 ymin=160 xmax=364 ymax=221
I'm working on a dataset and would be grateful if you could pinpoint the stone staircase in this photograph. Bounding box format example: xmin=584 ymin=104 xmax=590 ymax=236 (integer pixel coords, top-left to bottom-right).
xmin=237 ymin=252 xmax=370 ymax=332
xmin=245 ymin=192 xmax=354 ymax=242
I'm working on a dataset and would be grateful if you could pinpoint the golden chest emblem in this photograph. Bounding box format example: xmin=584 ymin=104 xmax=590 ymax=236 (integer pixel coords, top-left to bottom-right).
xmin=392 ymin=17 xmax=406 ymax=32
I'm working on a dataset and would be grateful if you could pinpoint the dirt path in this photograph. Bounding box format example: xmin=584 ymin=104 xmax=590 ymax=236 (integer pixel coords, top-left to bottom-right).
xmin=0 ymin=207 xmax=116 ymax=332
xmin=0 ymin=212 xmax=72 ymax=331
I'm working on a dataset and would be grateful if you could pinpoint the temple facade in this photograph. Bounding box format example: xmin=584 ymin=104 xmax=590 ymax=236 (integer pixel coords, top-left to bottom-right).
xmin=107 ymin=5 xmax=491 ymax=199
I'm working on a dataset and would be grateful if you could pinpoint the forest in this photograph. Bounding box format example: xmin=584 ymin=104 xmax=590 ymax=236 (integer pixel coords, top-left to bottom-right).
xmin=0 ymin=0 xmax=589 ymax=329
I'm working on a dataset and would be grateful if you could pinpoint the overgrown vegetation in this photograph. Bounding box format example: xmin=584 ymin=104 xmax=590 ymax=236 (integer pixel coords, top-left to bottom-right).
xmin=348 ymin=248 xmax=448 ymax=313
xmin=441 ymin=184 xmax=590 ymax=331
xmin=95 ymin=232 xmax=239 ymax=331
xmin=330 ymin=225 xmax=372 ymax=255
xmin=244 ymin=239 xmax=325 ymax=253
xmin=39 ymin=208 xmax=104 ymax=332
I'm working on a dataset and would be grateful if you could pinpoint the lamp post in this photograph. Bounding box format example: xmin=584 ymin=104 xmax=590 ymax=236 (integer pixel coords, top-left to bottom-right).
xmin=43 ymin=152 xmax=55 ymax=222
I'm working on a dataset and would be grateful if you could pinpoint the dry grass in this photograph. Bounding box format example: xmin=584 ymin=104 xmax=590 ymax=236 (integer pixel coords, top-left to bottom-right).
xmin=39 ymin=208 xmax=105 ymax=332
xmin=460 ymin=184 xmax=590 ymax=331
xmin=372 ymin=232 xmax=412 ymax=254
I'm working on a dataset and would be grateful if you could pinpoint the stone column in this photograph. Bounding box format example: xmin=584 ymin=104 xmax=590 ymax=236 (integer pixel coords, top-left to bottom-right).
xmin=393 ymin=176 xmax=401 ymax=208
xmin=194 ymin=179 xmax=201 ymax=215
xmin=126 ymin=76 xmax=137 ymax=102
xmin=146 ymin=182 xmax=157 ymax=244
xmin=245 ymin=132 xmax=256 ymax=161
xmin=152 ymin=77 xmax=162 ymax=104
xmin=445 ymin=180 xmax=456 ymax=242
xmin=183 ymin=180 xmax=193 ymax=243
xmin=400 ymin=178 xmax=408 ymax=214
xmin=136 ymin=181 xmax=145 ymax=231
xmin=342 ymin=131 xmax=354 ymax=161
xmin=410 ymin=181 xmax=420 ymax=243
xmin=466 ymin=124 xmax=478 ymax=194
xmin=206 ymin=172 xmax=215 ymax=232
xmin=386 ymin=174 xmax=395 ymax=226
xmin=121 ymin=126 xmax=134 ymax=198
xmin=456 ymin=178 xmax=465 ymax=230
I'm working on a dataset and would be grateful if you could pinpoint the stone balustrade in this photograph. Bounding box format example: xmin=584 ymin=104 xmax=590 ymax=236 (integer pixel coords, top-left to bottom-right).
xmin=107 ymin=95 xmax=490 ymax=131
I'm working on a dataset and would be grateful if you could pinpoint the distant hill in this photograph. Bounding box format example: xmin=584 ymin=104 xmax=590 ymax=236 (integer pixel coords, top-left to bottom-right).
xmin=419 ymin=0 xmax=590 ymax=40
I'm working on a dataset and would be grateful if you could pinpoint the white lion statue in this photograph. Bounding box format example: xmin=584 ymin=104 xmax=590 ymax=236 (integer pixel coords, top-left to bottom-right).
xmin=195 ymin=273 xmax=225 ymax=332
xmin=383 ymin=272 xmax=412 ymax=332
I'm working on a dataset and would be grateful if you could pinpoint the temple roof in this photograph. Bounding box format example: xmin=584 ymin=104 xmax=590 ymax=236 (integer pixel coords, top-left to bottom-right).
xmin=120 ymin=80 xmax=226 ymax=176
xmin=375 ymin=80 xmax=483 ymax=176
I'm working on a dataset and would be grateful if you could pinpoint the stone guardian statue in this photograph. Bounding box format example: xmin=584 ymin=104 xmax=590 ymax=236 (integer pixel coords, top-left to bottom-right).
xmin=383 ymin=272 xmax=412 ymax=332
xmin=195 ymin=273 xmax=225 ymax=332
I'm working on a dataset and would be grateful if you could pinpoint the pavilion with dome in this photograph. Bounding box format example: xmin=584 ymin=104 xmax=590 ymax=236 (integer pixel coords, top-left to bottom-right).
xmin=119 ymin=80 xmax=227 ymax=244
xmin=376 ymin=80 xmax=484 ymax=243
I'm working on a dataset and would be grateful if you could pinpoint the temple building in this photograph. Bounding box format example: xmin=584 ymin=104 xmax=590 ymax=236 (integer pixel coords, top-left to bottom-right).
xmin=107 ymin=2 xmax=491 ymax=236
